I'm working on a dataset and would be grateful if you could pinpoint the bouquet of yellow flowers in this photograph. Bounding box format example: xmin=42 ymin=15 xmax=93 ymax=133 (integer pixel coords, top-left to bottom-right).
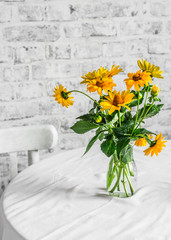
xmin=53 ymin=59 xmax=167 ymax=198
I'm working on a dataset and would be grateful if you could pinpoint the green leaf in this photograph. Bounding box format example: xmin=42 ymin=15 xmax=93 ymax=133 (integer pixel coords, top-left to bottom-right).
xmin=106 ymin=154 xmax=118 ymax=190
xmin=105 ymin=114 xmax=114 ymax=122
xmin=120 ymin=145 xmax=133 ymax=164
xmin=113 ymin=121 xmax=134 ymax=138
xmin=93 ymin=101 xmax=98 ymax=108
xmin=143 ymin=104 xmax=163 ymax=119
xmin=89 ymin=108 xmax=95 ymax=114
xmin=134 ymin=104 xmax=164 ymax=120
xmin=101 ymin=136 xmax=116 ymax=157
xmin=83 ymin=133 xmax=100 ymax=156
xmin=153 ymin=97 xmax=161 ymax=102
xmin=121 ymin=120 xmax=135 ymax=129
xmin=98 ymin=132 xmax=105 ymax=141
xmin=76 ymin=114 xmax=92 ymax=121
xmin=113 ymin=127 xmax=127 ymax=138
xmin=104 ymin=115 xmax=118 ymax=127
xmin=122 ymin=111 xmax=133 ymax=123
xmin=102 ymin=112 xmax=121 ymax=128
xmin=133 ymin=128 xmax=153 ymax=136
xmin=116 ymin=137 xmax=130 ymax=156
xmin=71 ymin=120 xmax=98 ymax=134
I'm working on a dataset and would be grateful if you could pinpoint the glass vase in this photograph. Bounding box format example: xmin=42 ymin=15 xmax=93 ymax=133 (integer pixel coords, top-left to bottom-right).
xmin=107 ymin=150 xmax=137 ymax=198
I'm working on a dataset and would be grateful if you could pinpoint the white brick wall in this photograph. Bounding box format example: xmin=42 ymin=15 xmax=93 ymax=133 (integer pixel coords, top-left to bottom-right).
xmin=0 ymin=0 xmax=171 ymax=193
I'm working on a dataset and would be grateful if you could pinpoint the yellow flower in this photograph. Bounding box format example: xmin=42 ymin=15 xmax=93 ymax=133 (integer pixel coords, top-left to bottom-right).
xmin=81 ymin=67 xmax=108 ymax=83
xmin=135 ymin=134 xmax=154 ymax=147
xmin=81 ymin=65 xmax=122 ymax=96
xmin=53 ymin=85 xmax=74 ymax=108
xmin=151 ymin=85 xmax=160 ymax=97
xmin=100 ymin=90 xmax=134 ymax=115
xmin=143 ymin=133 xmax=167 ymax=157
xmin=107 ymin=65 xmax=123 ymax=78
xmin=137 ymin=59 xmax=164 ymax=79
xmin=85 ymin=78 xmax=116 ymax=96
xmin=124 ymin=70 xmax=152 ymax=91
xmin=148 ymin=134 xmax=153 ymax=139
xmin=135 ymin=137 xmax=147 ymax=147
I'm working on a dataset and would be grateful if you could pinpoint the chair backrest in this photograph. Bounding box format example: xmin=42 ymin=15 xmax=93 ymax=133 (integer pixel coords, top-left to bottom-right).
xmin=0 ymin=125 xmax=58 ymax=179
xmin=0 ymin=125 xmax=58 ymax=153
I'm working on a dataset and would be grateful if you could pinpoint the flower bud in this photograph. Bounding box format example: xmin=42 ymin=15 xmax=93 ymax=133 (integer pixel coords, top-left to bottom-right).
xmin=135 ymin=92 xmax=142 ymax=99
xmin=151 ymin=85 xmax=160 ymax=97
xmin=94 ymin=115 xmax=102 ymax=123
xmin=139 ymin=92 xmax=143 ymax=99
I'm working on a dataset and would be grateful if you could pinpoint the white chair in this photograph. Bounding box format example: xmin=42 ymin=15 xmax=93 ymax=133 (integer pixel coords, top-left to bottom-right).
xmin=0 ymin=125 xmax=58 ymax=179
xmin=0 ymin=124 xmax=58 ymax=240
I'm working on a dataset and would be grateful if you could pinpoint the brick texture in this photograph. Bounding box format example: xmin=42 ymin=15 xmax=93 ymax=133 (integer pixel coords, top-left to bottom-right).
xmin=0 ymin=6 xmax=12 ymax=22
xmin=3 ymin=25 xmax=61 ymax=42
xmin=0 ymin=0 xmax=171 ymax=194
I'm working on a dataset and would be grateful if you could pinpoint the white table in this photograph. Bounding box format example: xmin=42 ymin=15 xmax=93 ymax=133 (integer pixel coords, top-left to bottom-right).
xmin=0 ymin=142 xmax=171 ymax=240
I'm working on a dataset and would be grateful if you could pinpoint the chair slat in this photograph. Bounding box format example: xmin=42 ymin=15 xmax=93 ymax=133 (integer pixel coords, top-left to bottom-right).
xmin=28 ymin=150 xmax=39 ymax=166
xmin=9 ymin=153 xmax=18 ymax=179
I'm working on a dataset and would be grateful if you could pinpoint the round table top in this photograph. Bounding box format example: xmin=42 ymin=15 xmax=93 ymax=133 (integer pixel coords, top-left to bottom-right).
xmin=1 ymin=142 xmax=171 ymax=240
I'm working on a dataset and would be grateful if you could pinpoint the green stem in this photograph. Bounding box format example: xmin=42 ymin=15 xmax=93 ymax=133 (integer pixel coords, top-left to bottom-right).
xmin=122 ymin=169 xmax=129 ymax=197
xmin=107 ymin=164 xmax=117 ymax=190
xmin=136 ymin=99 xmax=154 ymax=129
xmin=108 ymin=127 xmax=113 ymax=135
xmin=110 ymin=166 xmax=122 ymax=193
xmin=128 ymin=162 xmax=134 ymax=177
xmin=131 ymin=91 xmax=140 ymax=135
xmin=118 ymin=111 xmax=121 ymax=127
xmin=116 ymin=167 xmax=120 ymax=191
xmin=135 ymin=86 xmax=150 ymax=129
xmin=124 ymin=167 xmax=134 ymax=195
xmin=112 ymin=164 xmax=117 ymax=176
xmin=68 ymin=90 xmax=99 ymax=105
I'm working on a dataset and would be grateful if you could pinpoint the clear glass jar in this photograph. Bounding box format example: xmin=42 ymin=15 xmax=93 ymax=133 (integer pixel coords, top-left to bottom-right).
xmin=107 ymin=149 xmax=137 ymax=198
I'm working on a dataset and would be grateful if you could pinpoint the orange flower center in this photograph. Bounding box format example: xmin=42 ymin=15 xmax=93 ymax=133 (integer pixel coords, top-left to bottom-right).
xmin=96 ymin=80 xmax=103 ymax=87
xmin=113 ymin=95 xmax=122 ymax=106
xmin=133 ymin=73 xmax=141 ymax=81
